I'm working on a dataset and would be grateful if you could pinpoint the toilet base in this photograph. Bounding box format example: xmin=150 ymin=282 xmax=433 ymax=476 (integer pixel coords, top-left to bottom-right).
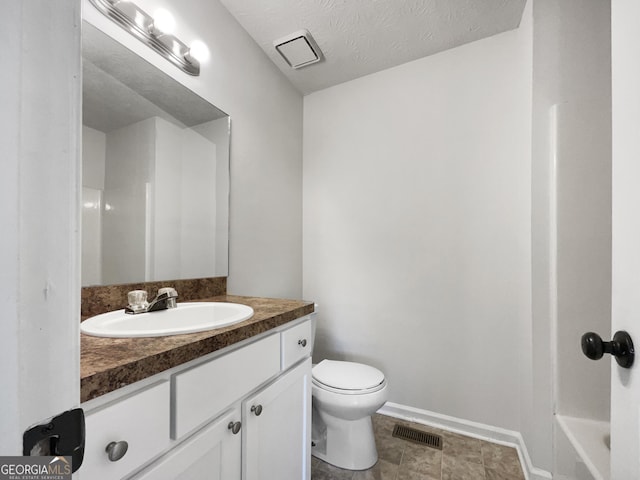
xmin=312 ymin=412 xmax=378 ymax=470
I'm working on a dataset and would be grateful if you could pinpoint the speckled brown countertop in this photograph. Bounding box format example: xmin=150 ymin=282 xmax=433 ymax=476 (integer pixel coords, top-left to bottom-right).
xmin=81 ymin=295 xmax=314 ymax=403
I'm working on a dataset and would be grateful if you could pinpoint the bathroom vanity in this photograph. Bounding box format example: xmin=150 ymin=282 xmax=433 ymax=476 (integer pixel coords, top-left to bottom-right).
xmin=79 ymin=295 xmax=314 ymax=480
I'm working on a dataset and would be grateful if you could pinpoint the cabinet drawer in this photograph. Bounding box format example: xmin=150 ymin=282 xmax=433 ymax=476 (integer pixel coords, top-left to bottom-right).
xmin=82 ymin=381 xmax=170 ymax=480
xmin=172 ymin=333 xmax=280 ymax=439
xmin=281 ymin=318 xmax=312 ymax=370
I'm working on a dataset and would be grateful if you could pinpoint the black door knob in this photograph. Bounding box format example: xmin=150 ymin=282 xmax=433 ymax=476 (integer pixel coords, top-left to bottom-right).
xmin=581 ymin=331 xmax=635 ymax=368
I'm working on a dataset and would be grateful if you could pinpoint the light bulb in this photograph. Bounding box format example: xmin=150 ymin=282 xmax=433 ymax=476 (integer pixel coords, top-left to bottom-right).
xmin=186 ymin=40 xmax=209 ymax=64
xmin=150 ymin=8 xmax=175 ymax=36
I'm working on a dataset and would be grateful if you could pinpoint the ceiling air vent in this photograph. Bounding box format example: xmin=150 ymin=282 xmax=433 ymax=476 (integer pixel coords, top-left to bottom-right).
xmin=273 ymin=30 xmax=323 ymax=69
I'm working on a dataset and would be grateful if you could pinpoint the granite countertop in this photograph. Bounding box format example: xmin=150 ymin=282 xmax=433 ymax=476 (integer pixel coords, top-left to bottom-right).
xmin=81 ymin=295 xmax=315 ymax=403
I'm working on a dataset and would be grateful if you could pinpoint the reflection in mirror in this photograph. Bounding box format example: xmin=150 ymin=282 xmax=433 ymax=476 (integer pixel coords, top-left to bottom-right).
xmin=81 ymin=22 xmax=229 ymax=287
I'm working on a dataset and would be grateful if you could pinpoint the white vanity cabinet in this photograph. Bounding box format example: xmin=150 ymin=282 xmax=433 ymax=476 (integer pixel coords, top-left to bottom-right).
xmin=80 ymin=315 xmax=312 ymax=480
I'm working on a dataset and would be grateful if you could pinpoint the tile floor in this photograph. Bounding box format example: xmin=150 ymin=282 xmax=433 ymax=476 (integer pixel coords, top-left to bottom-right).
xmin=311 ymin=414 xmax=526 ymax=480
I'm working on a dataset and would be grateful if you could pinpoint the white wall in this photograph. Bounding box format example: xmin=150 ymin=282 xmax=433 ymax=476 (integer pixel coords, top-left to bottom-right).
xmin=192 ymin=117 xmax=230 ymax=274
xmin=179 ymin=125 xmax=217 ymax=279
xmin=152 ymin=117 xmax=184 ymax=281
xmin=533 ymin=0 xmax=611 ymax=421
xmin=82 ymin=187 xmax=103 ymax=286
xmin=527 ymin=0 xmax=612 ymax=473
xmin=555 ymin=100 xmax=611 ymax=420
xmin=530 ymin=3 xmax=611 ymax=476
xmin=82 ymin=126 xmax=106 ymax=190
xmin=304 ymin=22 xmax=532 ymax=438
xmin=83 ymin=0 xmax=304 ymax=299
xmin=102 ymin=118 xmax=155 ymax=284
xmin=0 ymin=0 xmax=80 ymax=453
xmin=82 ymin=126 xmax=106 ymax=285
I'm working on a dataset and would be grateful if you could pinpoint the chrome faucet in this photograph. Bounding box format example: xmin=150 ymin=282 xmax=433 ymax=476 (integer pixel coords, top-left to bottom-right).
xmin=125 ymin=287 xmax=178 ymax=314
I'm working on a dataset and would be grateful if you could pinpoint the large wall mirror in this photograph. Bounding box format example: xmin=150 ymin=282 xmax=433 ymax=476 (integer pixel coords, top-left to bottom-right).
xmin=81 ymin=22 xmax=229 ymax=287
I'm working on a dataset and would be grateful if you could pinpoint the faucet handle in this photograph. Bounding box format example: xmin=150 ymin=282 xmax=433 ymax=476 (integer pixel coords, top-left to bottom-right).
xmin=127 ymin=290 xmax=149 ymax=313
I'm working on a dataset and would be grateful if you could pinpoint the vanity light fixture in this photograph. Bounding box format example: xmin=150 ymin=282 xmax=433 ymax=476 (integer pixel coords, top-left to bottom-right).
xmin=89 ymin=0 xmax=201 ymax=76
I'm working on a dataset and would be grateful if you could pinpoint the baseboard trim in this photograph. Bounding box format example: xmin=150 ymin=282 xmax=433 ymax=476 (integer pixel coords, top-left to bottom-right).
xmin=378 ymin=402 xmax=552 ymax=480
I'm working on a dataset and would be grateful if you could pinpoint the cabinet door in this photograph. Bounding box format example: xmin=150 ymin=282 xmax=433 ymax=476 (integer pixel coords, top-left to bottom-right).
xmin=243 ymin=358 xmax=311 ymax=480
xmin=131 ymin=407 xmax=242 ymax=480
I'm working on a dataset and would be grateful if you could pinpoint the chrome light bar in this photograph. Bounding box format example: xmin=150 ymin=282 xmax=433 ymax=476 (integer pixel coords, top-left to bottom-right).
xmin=88 ymin=0 xmax=200 ymax=76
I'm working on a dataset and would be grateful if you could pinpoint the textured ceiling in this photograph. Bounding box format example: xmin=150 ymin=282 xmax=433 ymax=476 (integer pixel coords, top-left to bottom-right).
xmin=220 ymin=0 xmax=527 ymax=95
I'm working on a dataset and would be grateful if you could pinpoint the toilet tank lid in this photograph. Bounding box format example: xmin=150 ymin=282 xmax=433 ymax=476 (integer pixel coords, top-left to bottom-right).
xmin=313 ymin=360 xmax=385 ymax=391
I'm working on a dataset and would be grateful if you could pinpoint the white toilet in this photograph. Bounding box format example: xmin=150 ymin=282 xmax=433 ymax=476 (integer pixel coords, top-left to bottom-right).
xmin=311 ymin=359 xmax=389 ymax=470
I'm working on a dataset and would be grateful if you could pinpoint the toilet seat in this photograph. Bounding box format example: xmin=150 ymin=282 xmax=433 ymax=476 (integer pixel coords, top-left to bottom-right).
xmin=312 ymin=360 xmax=386 ymax=394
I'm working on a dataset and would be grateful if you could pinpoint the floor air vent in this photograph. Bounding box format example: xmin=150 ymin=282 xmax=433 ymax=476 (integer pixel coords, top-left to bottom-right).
xmin=392 ymin=424 xmax=442 ymax=449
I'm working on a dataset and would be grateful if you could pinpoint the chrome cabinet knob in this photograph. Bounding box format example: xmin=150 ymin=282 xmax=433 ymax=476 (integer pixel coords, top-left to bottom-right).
xmin=298 ymin=339 xmax=307 ymax=347
xmin=251 ymin=404 xmax=263 ymax=416
xmin=227 ymin=421 xmax=241 ymax=434
xmin=105 ymin=441 xmax=128 ymax=462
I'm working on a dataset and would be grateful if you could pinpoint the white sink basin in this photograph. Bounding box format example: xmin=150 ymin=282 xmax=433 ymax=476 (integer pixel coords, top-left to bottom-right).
xmin=80 ymin=302 xmax=254 ymax=338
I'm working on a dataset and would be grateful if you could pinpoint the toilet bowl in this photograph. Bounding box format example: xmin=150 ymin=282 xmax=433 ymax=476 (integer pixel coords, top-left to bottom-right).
xmin=311 ymin=359 xmax=389 ymax=470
